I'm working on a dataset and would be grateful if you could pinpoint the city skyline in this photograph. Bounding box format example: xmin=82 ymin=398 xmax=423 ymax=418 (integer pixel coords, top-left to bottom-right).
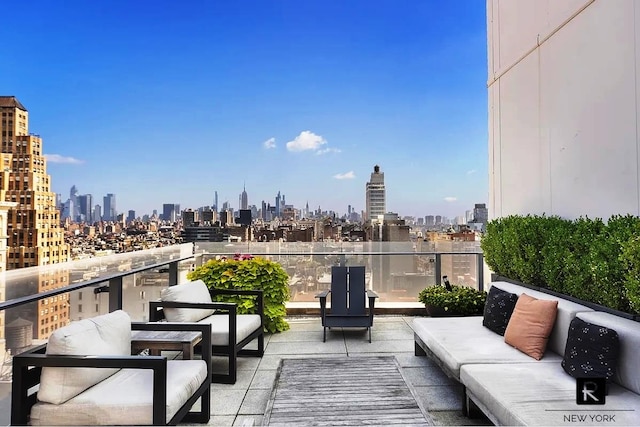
xmin=2 ymin=1 xmax=488 ymax=218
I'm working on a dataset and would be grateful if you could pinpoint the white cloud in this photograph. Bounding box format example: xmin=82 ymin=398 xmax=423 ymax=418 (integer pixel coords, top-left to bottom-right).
xmin=466 ymin=169 xmax=476 ymax=175
xmin=316 ymin=147 xmax=342 ymax=155
xmin=334 ymin=171 xmax=355 ymax=180
xmin=45 ymin=154 xmax=84 ymax=164
xmin=263 ymin=137 xmax=276 ymax=149
xmin=286 ymin=131 xmax=328 ymax=152
xmin=444 ymin=196 xmax=458 ymax=202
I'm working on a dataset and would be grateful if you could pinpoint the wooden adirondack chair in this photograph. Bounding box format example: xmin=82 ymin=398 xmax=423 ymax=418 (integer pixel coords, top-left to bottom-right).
xmin=315 ymin=266 xmax=379 ymax=342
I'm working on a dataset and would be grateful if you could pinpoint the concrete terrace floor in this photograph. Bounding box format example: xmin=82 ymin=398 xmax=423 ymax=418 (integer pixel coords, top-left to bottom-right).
xmin=198 ymin=316 xmax=492 ymax=427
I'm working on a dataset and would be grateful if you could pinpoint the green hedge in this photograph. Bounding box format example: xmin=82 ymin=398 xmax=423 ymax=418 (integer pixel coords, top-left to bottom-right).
xmin=187 ymin=256 xmax=290 ymax=333
xmin=481 ymin=214 xmax=640 ymax=314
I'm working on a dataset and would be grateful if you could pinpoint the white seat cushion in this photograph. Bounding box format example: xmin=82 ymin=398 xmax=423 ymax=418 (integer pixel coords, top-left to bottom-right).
xmin=461 ymin=362 xmax=640 ymax=426
xmin=30 ymin=360 xmax=207 ymax=425
xmin=38 ymin=310 xmax=132 ymax=404
xmin=412 ymin=316 xmax=562 ymax=379
xmin=161 ymin=280 xmax=216 ymax=322
xmin=198 ymin=314 xmax=262 ymax=346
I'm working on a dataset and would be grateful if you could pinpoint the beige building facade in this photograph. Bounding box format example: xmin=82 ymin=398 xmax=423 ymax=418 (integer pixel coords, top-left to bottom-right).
xmin=487 ymin=0 xmax=640 ymax=219
xmin=0 ymin=96 xmax=70 ymax=340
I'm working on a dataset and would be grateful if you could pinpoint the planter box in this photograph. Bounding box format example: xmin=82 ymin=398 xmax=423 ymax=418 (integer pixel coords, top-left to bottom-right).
xmin=423 ymin=304 xmax=480 ymax=317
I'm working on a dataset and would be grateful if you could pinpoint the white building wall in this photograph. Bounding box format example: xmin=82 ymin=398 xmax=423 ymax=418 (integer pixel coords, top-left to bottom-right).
xmin=488 ymin=0 xmax=640 ymax=219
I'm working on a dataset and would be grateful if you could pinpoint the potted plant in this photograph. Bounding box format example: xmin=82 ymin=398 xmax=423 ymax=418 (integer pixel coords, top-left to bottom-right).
xmin=187 ymin=255 xmax=291 ymax=332
xmin=418 ymin=282 xmax=487 ymax=317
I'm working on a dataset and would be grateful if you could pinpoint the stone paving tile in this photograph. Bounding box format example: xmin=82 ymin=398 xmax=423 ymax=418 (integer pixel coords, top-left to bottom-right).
xmin=267 ymin=330 xmax=325 ymax=342
xmin=238 ymin=388 xmax=272 ymax=415
xmin=403 ymin=366 xmax=458 ymax=387
xmin=265 ymin=338 xmax=347 ymax=355
xmin=204 ymin=415 xmax=236 ymax=426
xmin=210 ymin=389 xmax=247 ymax=416
xmin=233 ymin=415 xmax=263 ymax=426
xmin=429 ymin=411 xmax=492 ymax=426
xmin=345 ymin=338 xmax=415 ymax=353
xmin=249 ymin=369 xmax=278 ymax=390
xmin=370 ymin=327 xmax=415 ymax=340
xmin=395 ymin=352 xmax=439 ymax=368
xmin=413 ymin=384 xmax=464 ymax=412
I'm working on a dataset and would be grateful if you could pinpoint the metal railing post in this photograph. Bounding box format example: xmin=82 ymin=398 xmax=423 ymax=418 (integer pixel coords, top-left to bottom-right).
xmin=477 ymin=253 xmax=485 ymax=292
xmin=168 ymin=261 xmax=178 ymax=285
xmin=435 ymin=253 xmax=442 ymax=285
xmin=108 ymin=277 xmax=123 ymax=312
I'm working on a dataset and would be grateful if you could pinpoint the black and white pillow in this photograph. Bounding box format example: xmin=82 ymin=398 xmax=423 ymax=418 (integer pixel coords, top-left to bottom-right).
xmin=482 ymin=286 xmax=518 ymax=335
xmin=561 ymin=317 xmax=619 ymax=386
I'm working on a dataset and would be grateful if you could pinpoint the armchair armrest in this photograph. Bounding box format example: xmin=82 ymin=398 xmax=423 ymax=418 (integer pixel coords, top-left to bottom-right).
xmin=315 ymin=290 xmax=331 ymax=319
xmin=149 ymin=300 xmax=237 ymax=321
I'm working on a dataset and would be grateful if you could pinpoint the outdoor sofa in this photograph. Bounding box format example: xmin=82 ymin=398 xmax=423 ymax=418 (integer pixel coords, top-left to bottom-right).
xmin=412 ymin=281 xmax=640 ymax=426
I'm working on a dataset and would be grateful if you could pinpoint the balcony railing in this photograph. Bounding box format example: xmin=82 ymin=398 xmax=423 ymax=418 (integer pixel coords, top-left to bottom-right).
xmin=0 ymin=241 xmax=483 ymax=425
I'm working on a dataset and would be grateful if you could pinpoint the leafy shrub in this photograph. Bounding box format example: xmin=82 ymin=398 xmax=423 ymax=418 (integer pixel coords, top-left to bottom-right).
xmin=621 ymin=236 xmax=640 ymax=314
xmin=187 ymin=256 xmax=290 ymax=333
xmin=483 ymin=214 xmax=640 ymax=314
xmin=418 ymin=285 xmax=487 ymax=316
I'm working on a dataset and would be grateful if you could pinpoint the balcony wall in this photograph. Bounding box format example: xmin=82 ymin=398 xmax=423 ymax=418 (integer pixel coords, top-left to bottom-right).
xmin=488 ymin=0 xmax=640 ymax=219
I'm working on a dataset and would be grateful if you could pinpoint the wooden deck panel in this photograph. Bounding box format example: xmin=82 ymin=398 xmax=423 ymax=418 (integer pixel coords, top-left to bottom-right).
xmin=263 ymin=356 xmax=432 ymax=426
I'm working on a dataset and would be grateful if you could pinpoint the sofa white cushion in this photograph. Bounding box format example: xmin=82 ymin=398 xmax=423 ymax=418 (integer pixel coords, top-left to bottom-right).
xmin=577 ymin=311 xmax=640 ymax=395
xmin=161 ymin=280 xmax=216 ymax=322
xmin=489 ymin=282 xmax=594 ymax=355
xmin=412 ymin=316 xmax=561 ymax=379
xmin=461 ymin=362 xmax=640 ymax=426
xmin=198 ymin=314 xmax=262 ymax=346
xmin=30 ymin=359 xmax=207 ymax=425
xmin=38 ymin=310 xmax=132 ymax=405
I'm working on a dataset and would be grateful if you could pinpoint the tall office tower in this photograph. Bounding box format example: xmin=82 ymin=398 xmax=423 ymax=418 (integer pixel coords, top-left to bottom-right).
xmin=0 ymin=96 xmax=70 ymax=340
xmin=275 ymin=191 xmax=281 ymax=218
xmin=103 ymin=193 xmax=116 ymax=221
xmin=0 ymin=198 xmax=15 ymax=357
xmin=127 ymin=210 xmax=135 ymax=223
xmin=261 ymin=200 xmax=267 ymax=220
xmin=182 ymin=209 xmax=197 ymax=227
xmin=435 ymin=215 xmax=443 ymax=225
xmin=473 ymin=203 xmax=489 ymax=225
xmin=365 ymin=165 xmax=386 ymax=222
xmin=240 ymin=185 xmax=248 ymax=210
xmin=94 ymin=204 xmax=102 ymax=221
xmin=69 ymin=185 xmax=79 ymax=221
xmin=162 ymin=203 xmax=176 ymax=222
xmin=77 ymin=194 xmax=93 ymax=223
xmin=425 ymin=215 xmax=435 ymax=226
xmin=214 ymin=191 xmax=218 ymax=212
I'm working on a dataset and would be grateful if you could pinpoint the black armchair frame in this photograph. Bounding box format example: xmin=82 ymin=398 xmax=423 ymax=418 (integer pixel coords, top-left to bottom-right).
xmin=11 ymin=322 xmax=212 ymax=426
xmin=149 ymin=288 xmax=264 ymax=384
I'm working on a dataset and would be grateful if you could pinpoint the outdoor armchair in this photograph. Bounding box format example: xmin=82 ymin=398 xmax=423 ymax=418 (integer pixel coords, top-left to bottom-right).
xmin=11 ymin=310 xmax=212 ymax=426
xmin=149 ymin=279 xmax=264 ymax=384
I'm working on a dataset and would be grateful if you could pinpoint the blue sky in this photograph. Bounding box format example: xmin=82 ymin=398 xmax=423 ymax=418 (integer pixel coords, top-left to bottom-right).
xmin=2 ymin=1 xmax=488 ymax=219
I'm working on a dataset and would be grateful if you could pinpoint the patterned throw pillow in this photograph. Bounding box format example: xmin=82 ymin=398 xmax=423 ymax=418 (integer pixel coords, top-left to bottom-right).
xmin=482 ymin=286 xmax=518 ymax=335
xmin=562 ymin=317 xmax=619 ymax=386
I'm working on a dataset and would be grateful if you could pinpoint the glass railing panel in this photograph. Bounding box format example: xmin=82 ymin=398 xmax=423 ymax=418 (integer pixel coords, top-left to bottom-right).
xmin=439 ymin=254 xmax=482 ymax=290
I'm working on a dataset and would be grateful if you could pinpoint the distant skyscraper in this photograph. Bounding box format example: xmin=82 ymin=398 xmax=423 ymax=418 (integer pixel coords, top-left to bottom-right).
xmin=103 ymin=193 xmax=116 ymax=221
xmin=127 ymin=210 xmax=135 ymax=223
xmin=473 ymin=203 xmax=489 ymax=225
xmin=162 ymin=203 xmax=180 ymax=222
xmin=94 ymin=204 xmax=102 ymax=222
xmin=214 ymin=191 xmax=218 ymax=212
xmin=77 ymin=194 xmax=93 ymax=223
xmin=70 ymin=185 xmax=79 ymax=220
xmin=365 ymin=165 xmax=386 ymax=222
xmin=275 ymin=191 xmax=281 ymax=217
xmin=240 ymin=185 xmax=248 ymax=210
